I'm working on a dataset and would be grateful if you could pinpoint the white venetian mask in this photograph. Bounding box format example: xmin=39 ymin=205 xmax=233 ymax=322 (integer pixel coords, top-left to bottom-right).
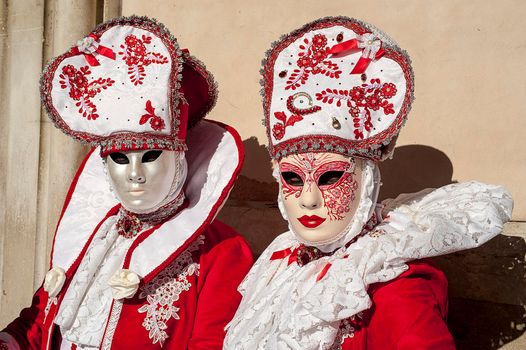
xmin=106 ymin=149 xmax=185 ymax=212
xmin=278 ymin=152 xmax=364 ymax=245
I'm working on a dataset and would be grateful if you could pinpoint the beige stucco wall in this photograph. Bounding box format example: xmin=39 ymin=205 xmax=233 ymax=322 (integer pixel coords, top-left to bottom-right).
xmin=123 ymin=0 xmax=526 ymax=220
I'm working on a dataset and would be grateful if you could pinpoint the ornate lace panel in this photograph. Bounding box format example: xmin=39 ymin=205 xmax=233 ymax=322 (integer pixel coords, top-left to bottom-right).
xmin=138 ymin=235 xmax=205 ymax=346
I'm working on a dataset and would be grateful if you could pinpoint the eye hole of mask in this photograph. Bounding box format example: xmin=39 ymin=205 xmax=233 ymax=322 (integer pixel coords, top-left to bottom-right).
xmin=109 ymin=152 xmax=129 ymax=165
xmin=142 ymin=150 xmax=163 ymax=163
xmin=318 ymin=171 xmax=344 ymax=186
xmin=281 ymin=171 xmax=304 ymax=187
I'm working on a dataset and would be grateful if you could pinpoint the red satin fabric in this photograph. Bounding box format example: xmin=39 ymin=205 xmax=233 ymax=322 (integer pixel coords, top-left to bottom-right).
xmin=70 ymin=34 xmax=116 ymax=67
xmin=316 ymin=262 xmax=332 ymax=282
xmin=342 ymin=261 xmax=456 ymax=349
xmin=329 ymin=39 xmax=386 ymax=75
xmin=270 ymin=247 xmax=293 ymax=261
xmin=329 ymin=39 xmax=361 ymax=55
xmin=269 ymin=247 xmax=299 ymax=265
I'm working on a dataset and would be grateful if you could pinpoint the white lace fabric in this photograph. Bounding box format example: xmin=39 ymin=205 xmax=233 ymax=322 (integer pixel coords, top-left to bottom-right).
xmin=224 ymin=181 xmax=513 ymax=350
xmin=55 ymin=216 xmax=139 ymax=347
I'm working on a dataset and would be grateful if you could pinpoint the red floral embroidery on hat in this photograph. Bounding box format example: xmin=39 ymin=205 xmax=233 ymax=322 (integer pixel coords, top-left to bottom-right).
xmin=315 ymin=78 xmax=397 ymax=139
xmin=59 ymin=64 xmax=115 ymax=120
xmin=119 ymin=34 xmax=169 ymax=86
xmin=286 ymin=34 xmax=342 ymax=90
xmin=272 ymin=111 xmax=303 ymax=140
xmin=139 ymin=100 xmax=166 ymax=131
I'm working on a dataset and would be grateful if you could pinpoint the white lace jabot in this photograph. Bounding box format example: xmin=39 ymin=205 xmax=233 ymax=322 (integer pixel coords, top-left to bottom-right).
xmin=224 ymin=181 xmax=513 ymax=350
xmin=55 ymin=216 xmax=137 ymax=348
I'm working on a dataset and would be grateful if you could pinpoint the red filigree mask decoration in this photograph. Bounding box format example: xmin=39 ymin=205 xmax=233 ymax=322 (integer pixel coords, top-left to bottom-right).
xmin=278 ymin=152 xmax=363 ymax=244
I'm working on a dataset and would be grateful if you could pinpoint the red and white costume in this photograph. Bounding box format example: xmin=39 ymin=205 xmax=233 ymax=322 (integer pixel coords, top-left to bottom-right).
xmin=0 ymin=16 xmax=252 ymax=350
xmin=224 ymin=17 xmax=513 ymax=349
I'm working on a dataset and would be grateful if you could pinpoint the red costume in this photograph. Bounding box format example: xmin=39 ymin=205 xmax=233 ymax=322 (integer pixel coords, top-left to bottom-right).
xmin=3 ymin=221 xmax=252 ymax=350
xmin=1 ymin=16 xmax=253 ymax=350
xmin=340 ymin=261 xmax=455 ymax=349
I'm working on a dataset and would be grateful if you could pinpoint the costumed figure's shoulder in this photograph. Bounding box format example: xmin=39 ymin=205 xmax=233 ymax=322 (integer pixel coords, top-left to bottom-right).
xmin=204 ymin=219 xmax=247 ymax=244
xmin=199 ymin=219 xmax=254 ymax=261
xmin=369 ymin=260 xmax=448 ymax=308
xmin=364 ymin=260 xmax=454 ymax=349
xmin=233 ymin=230 xmax=294 ymax=291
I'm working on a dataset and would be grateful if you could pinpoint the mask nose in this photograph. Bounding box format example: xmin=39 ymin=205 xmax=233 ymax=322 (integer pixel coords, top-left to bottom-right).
xmin=128 ymin=157 xmax=146 ymax=184
xmin=299 ymin=182 xmax=323 ymax=210
xmin=128 ymin=172 xmax=146 ymax=183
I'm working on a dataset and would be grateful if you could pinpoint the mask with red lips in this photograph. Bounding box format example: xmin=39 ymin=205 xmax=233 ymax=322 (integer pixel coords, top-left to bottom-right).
xmin=277 ymin=151 xmax=380 ymax=251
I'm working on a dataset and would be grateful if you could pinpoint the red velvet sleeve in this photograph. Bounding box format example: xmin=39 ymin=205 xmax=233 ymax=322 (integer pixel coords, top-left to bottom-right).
xmin=187 ymin=225 xmax=253 ymax=350
xmin=366 ymin=261 xmax=455 ymax=350
xmin=2 ymin=286 xmax=48 ymax=350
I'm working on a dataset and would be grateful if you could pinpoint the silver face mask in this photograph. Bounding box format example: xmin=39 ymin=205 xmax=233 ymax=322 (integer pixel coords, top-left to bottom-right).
xmin=105 ymin=149 xmax=185 ymax=213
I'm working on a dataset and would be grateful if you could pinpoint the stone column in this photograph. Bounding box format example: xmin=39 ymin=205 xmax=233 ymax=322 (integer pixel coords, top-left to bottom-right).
xmin=0 ymin=0 xmax=47 ymax=327
xmin=0 ymin=0 xmax=99 ymax=327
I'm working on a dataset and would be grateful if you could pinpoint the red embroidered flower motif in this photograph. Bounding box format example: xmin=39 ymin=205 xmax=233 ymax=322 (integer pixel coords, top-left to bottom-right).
xmin=380 ymin=82 xmax=397 ymax=98
xmin=272 ymin=123 xmax=285 ymax=140
xmin=366 ymin=95 xmax=381 ymax=111
xmin=272 ymin=111 xmax=303 ymax=140
xmin=119 ymin=34 xmax=169 ymax=86
xmin=286 ymin=34 xmax=341 ymax=90
xmin=312 ymin=34 xmax=327 ymax=48
xmin=315 ymin=79 xmax=398 ymax=139
xmin=58 ymin=64 xmax=115 ymax=120
xmin=139 ymin=100 xmax=166 ymax=131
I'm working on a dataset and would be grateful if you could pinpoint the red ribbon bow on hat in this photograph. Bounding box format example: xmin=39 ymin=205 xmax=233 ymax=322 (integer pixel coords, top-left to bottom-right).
xmin=70 ymin=34 xmax=116 ymax=66
xmin=329 ymin=33 xmax=385 ymax=74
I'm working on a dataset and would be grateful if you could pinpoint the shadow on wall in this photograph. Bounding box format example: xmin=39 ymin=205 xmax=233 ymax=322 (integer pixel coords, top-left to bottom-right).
xmin=434 ymin=234 xmax=526 ymax=349
xmin=217 ymin=137 xmax=526 ymax=349
xmin=378 ymin=144 xmax=455 ymax=200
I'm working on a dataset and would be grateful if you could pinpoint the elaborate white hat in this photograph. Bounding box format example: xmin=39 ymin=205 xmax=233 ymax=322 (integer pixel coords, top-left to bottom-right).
xmin=41 ymin=16 xmax=217 ymax=155
xmin=261 ymin=16 xmax=414 ymax=161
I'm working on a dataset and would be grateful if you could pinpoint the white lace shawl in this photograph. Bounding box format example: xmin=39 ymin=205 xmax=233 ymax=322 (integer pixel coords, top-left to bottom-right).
xmin=224 ymin=181 xmax=513 ymax=350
